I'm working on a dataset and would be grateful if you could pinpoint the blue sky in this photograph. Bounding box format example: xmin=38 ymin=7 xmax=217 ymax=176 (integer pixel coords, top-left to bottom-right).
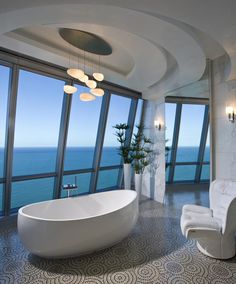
xmin=0 ymin=65 xmax=9 ymax=148
xmin=0 ymin=68 xmax=135 ymax=147
xmin=0 ymin=66 xmax=207 ymax=148
xmin=165 ymin=103 xmax=208 ymax=147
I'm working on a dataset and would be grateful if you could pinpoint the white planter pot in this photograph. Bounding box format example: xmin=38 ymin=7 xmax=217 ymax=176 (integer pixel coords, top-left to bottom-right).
xmin=123 ymin=163 xmax=131 ymax=189
xmin=135 ymin=173 xmax=142 ymax=198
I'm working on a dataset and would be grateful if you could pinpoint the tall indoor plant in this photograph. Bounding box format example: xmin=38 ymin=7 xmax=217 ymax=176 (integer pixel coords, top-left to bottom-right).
xmin=113 ymin=123 xmax=132 ymax=189
xmin=131 ymin=124 xmax=152 ymax=197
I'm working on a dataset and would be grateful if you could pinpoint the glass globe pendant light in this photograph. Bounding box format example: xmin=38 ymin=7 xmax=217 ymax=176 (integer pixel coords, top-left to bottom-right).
xmin=90 ymin=88 xmax=104 ymax=97
xmin=64 ymin=84 xmax=77 ymax=94
xmin=79 ymin=74 xmax=89 ymax=83
xmin=78 ymin=50 xmax=89 ymax=83
xmin=67 ymin=68 xmax=84 ymax=80
xmin=86 ymin=79 xmax=97 ymax=89
xmin=80 ymin=92 xmax=96 ymax=101
xmin=93 ymin=55 xmax=104 ymax=82
xmin=93 ymin=72 xmax=104 ymax=82
xmin=66 ymin=52 xmax=84 ymax=80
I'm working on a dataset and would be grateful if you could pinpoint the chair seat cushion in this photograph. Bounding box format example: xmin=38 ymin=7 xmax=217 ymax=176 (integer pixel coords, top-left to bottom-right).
xmin=181 ymin=213 xmax=222 ymax=237
xmin=182 ymin=204 xmax=212 ymax=216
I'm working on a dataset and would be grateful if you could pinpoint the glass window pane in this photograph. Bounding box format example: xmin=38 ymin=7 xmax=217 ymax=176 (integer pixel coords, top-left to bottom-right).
xmin=97 ymin=169 xmax=119 ymax=191
xmin=64 ymin=85 xmax=102 ymax=171
xmin=165 ymin=167 xmax=169 ymax=182
xmin=61 ymin=173 xmax=91 ymax=197
xmin=0 ymin=184 xmax=3 ymax=215
xmin=11 ymin=178 xmax=54 ymax=210
xmin=174 ymin=165 xmax=196 ymax=181
xmin=176 ymin=104 xmax=205 ymax=162
xmin=13 ymin=70 xmax=64 ymax=176
xmin=204 ymin=128 xmax=210 ymax=162
xmin=100 ymin=95 xmax=131 ymax=167
xmin=133 ymin=99 xmax=143 ymax=135
xmin=0 ymin=65 xmax=10 ymax=177
xmin=165 ymin=103 xmax=176 ymax=163
xmin=165 ymin=103 xmax=176 ymax=147
xmin=201 ymin=164 xmax=210 ymax=180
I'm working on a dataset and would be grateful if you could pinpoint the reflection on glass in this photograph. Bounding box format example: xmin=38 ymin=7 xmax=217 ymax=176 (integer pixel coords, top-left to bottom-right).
xmin=133 ymin=99 xmax=143 ymax=135
xmin=176 ymin=104 xmax=205 ymax=162
xmin=97 ymin=169 xmax=119 ymax=191
xmin=177 ymin=147 xmax=200 ymax=163
xmin=174 ymin=165 xmax=196 ymax=181
xmin=204 ymin=128 xmax=210 ymax=162
xmin=204 ymin=147 xmax=210 ymax=162
xmin=61 ymin=173 xmax=91 ymax=197
xmin=0 ymin=184 xmax=3 ymax=215
xmin=13 ymin=70 xmax=64 ymax=176
xmin=11 ymin=178 xmax=54 ymax=210
xmin=165 ymin=167 xmax=169 ymax=182
xmin=165 ymin=103 xmax=176 ymax=147
xmin=0 ymin=65 xmax=10 ymax=177
xmin=100 ymin=95 xmax=131 ymax=167
xmin=165 ymin=103 xmax=176 ymax=164
xmin=64 ymin=85 xmax=102 ymax=170
xmin=201 ymin=164 xmax=210 ymax=180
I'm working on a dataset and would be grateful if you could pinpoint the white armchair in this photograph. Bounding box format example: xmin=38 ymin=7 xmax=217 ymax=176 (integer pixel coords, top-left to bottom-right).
xmin=181 ymin=180 xmax=236 ymax=259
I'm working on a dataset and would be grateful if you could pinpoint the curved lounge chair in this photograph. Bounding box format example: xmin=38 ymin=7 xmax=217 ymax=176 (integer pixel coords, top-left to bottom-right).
xmin=181 ymin=180 xmax=236 ymax=259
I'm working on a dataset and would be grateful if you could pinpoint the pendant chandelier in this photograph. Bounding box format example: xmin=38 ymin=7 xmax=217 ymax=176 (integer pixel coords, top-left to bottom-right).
xmin=59 ymin=29 xmax=112 ymax=101
xmin=64 ymin=53 xmax=104 ymax=101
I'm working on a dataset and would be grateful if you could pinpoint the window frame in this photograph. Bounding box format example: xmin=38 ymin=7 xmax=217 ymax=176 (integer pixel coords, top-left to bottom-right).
xmin=165 ymin=97 xmax=210 ymax=184
xmin=0 ymin=48 xmax=142 ymax=216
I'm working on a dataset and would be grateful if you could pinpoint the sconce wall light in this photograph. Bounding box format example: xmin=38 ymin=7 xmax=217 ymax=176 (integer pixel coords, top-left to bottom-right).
xmin=154 ymin=120 xmax=162 ymax=130
xmin=226 ymin=106 xmax=235 ymax=123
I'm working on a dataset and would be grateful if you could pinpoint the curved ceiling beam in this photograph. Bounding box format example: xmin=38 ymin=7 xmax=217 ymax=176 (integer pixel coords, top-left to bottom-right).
xmin=0 ymin=1 xmax=234 ymax=88
xmin=50 ymin=22 xmax=167 ymax=91
xmin=0 ymin=3 xmax=206 ymax=97
xmin=4 ymin=23 xmax=167 ymax=91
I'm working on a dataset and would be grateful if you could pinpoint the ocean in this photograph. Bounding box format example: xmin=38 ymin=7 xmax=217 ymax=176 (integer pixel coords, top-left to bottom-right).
xmin=0 ymin=146 xmax=210 ymax=213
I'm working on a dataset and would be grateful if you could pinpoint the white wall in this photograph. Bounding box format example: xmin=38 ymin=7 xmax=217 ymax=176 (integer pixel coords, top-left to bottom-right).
xmin=212 ymin=54 xmax=236 ymax=181
xmin=142 ymin=97 xmax=166 ymax=203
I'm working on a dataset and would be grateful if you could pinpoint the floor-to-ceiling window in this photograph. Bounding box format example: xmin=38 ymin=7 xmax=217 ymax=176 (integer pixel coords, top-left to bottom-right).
xmin=165 ymin=103 xmax=176 ymax=180
xmin=64 ymin=85 xmax=102 ymax=171
xmin=201 ymin=128 xmax=210 ymax=181
xmin=132 ymin=99 xmax=143 ymax=134
xmin=166 ymin=99 xmax=210 ymax=183
xmin=11 ymin=70 xmax=64 ymax=210
xmin=62 ymin=84 xmax=102 ymax=196
xmin=0 ymin=49 xmax=142 ymax=216
xmin=0 ymin=64 xmax=11 ymax=215
xmin=97 ymin=94 xmax=132 ymax=191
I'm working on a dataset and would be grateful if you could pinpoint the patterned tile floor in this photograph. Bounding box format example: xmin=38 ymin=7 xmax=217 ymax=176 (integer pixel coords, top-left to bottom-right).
xmin=0 ymin=186 xmax=236 ymax=283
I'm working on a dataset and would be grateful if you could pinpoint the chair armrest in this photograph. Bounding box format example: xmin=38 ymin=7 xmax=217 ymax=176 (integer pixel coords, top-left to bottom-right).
xmin=182 ymin=204 xmax=212 ymax=216
xmin=186 ymin=227 xmax=222 ymax=239
xmin=181 ymin=213 xmax=222 ymax=238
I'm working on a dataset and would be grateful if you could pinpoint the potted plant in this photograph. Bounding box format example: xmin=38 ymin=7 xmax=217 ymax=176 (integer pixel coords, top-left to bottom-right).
xmin=131 ymin=124 xmax=153 ymax=197
xmin=165 ymin=139 xmax=171 ymax=169
xmin=113 ymin=123 xmax=132 ymax=189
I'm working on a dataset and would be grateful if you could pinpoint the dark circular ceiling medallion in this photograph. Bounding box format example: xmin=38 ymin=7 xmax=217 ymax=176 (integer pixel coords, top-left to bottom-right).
xmin=59 ymin=28 xmax=112 ymax=56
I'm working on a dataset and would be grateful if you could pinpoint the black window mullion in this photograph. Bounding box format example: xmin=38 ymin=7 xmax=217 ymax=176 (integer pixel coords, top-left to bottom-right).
xmin=195 ymin=105 xmax=209 ymax=182
xmin=168 ymin=103 xmax=182 ymax=183
xmin=89 ymin=90 xmax=111 ymax=193
xmin=53 ymin=83 xmax=73 ymax=199
xmin=3 ymin=64 xmax=19 ymax=216
xmin=117 ymin=98 xmax=138 ymax=188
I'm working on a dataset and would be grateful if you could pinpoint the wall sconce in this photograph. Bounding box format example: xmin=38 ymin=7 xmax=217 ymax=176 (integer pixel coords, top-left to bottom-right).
xmin=226 ymin=106 xmax=235 ymax=123
xmin=154 ymin=120 xmax=162 ymax=130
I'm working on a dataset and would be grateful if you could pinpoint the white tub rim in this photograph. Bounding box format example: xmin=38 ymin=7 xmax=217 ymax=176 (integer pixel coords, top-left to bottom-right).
xmin=18 ymin=189 xmax=137 ymax=222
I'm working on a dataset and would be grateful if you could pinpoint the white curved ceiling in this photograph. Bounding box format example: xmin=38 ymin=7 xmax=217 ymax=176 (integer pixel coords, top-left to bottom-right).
xmin=0 ymin=0 xmax=233 ymax=99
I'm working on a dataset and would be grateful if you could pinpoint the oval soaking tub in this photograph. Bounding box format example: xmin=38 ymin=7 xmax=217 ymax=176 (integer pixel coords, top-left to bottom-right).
xmin=18 ymin=189 xmax=138 ymax=258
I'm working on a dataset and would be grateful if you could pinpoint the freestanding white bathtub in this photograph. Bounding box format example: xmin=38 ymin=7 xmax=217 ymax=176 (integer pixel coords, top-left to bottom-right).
xmin=17 ymin=189 xmax=138 ymax=258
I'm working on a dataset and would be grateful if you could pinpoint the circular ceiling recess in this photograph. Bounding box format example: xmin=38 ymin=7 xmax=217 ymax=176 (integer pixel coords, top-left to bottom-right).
xmin=59 ymin=28 xmax=112 ymax=55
